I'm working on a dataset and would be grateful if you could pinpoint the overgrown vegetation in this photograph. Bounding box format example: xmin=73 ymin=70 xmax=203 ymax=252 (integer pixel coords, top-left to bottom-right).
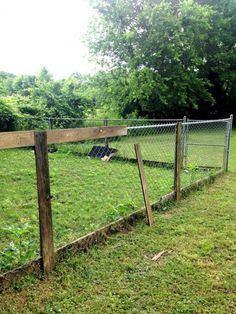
xmin=0 ymin=68 xmax=95 ymax=131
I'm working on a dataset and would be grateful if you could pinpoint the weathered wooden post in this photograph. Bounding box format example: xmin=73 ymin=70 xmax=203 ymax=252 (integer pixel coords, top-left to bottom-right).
xmin=174 ymin=122 xmax=182 ymax=201
xmin=134 ymin=143 xmax=153 ymax=226
xmin=34 ymin=131 xmax=55 ymax=274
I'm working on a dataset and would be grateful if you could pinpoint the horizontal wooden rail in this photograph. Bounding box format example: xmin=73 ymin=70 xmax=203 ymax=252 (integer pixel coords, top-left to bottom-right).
xmin=0 ymin=126 xmax=127 ymax=149
xmin=0 ymin=130 xmax=34 ymax=149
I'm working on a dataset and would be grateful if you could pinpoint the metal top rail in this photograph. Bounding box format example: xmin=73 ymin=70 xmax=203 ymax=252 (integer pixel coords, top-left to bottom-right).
xmin=183 ymin=118 xmax=230 ymax=125
xmin=128 ymin=123 xmax=177 ymax=130
xmin=104 ymin=118 xmax=183 ymax=121
xmin=128 ymin=118 xmax=231 ymax=130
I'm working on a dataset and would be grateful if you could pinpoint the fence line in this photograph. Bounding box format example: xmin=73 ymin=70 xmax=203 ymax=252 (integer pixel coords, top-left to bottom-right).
xmin=0 ymin=116 xmax=233 ymax=290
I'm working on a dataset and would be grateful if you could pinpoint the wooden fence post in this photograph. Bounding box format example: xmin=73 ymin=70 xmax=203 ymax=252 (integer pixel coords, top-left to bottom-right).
xmin=34 ymin=131 xmax=55 ymax=274
xmin=134 ymin=143 xmax=153 ymax=226
xmin=174 ymin=123 xmax=182 ymax=201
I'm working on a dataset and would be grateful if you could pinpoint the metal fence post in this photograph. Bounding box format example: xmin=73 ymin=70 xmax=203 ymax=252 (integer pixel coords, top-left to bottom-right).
xmin=48 ymin=118 xmax=57 ymax=153
xmin=224 ymin=114 xmax=233 ymax=171
xmin=48 ymin=118 xmax=53 ymax=130
xmin=104 ymin=118 xmax=109 ymax=148
xmin=183 ymin=117 xmax=190 ymax=168
xmin=174 ymin=122 xmax=182 ymax=201
xmin=182 ymin=116 xmax=187 ymax=168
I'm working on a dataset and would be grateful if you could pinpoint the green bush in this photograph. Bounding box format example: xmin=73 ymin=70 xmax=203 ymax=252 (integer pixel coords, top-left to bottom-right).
xmin=0 ymin=99 xmax=17 ymax=131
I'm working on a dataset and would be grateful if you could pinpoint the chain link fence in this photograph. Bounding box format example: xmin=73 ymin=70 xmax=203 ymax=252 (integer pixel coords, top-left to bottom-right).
xmin=181 ymin=118 xmax=232 ymax=187
xmin=0 ymin=115 xmax=233 ymax=278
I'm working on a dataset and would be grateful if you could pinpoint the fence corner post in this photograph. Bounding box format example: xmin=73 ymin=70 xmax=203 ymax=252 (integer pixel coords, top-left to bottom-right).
xmin=34 ymin=131 xmax=55 ymax=274
xmin=225 ymin=114 xmax=234 ymax=172
xmin=174 ymin=122 xmax=182 ymax=201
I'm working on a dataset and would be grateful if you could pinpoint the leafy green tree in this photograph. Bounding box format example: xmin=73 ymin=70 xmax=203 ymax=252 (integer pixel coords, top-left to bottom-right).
xmin=0 ymin=71 xmax=15 ymax=96
xmin=12 ymin=75 xmax=36 ymax=96
xmin=87 ymin=0 xmax=236 ymax=118
xmin=38 ymin=67 xmax=52 ymax=82
xmin=195 ymin=0 xmax=236 ymax=117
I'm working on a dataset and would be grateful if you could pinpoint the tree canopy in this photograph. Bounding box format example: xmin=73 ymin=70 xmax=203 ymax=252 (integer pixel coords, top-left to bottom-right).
xmin=86 ymin=0 xmax=236 ymax=118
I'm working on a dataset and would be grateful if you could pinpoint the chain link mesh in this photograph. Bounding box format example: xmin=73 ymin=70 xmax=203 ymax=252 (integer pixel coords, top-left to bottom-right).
xmin=0 ymin=147 xmax=40 ymax=274
xmin=181 ymin=119 xmax=230 ymax=188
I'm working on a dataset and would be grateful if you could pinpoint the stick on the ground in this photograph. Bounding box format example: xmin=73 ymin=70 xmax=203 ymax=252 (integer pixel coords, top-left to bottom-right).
xmin=134 ymin=143 xmax=153 ymax=226
xmin=151 ymin=250 xmax=167 ymax=261
xmin=34 ymin=131 xmax=55 ymax=274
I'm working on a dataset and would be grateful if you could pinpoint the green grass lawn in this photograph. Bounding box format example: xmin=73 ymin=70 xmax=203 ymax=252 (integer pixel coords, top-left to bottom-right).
xmin=0 ymin=129 xmax=235 ymax=313
xmin=0 ymin=129 xmax=226 ymax=272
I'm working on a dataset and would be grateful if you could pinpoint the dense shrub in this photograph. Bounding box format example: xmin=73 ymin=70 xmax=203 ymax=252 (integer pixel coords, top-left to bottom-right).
xmin=0 ymin=99 xmax=17 ymax=131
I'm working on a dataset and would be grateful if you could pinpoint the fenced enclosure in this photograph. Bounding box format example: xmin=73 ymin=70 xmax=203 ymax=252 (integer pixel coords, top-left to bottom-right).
xmin=0 ymin=115 xmax=233 ymax=289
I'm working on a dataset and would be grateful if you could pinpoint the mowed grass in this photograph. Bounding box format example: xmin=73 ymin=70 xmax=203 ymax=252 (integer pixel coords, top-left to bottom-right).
xmin=0 ymin=132 xmax=212 ymax=272
xmin=0 ymin=130 xmax=235 ymax=313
